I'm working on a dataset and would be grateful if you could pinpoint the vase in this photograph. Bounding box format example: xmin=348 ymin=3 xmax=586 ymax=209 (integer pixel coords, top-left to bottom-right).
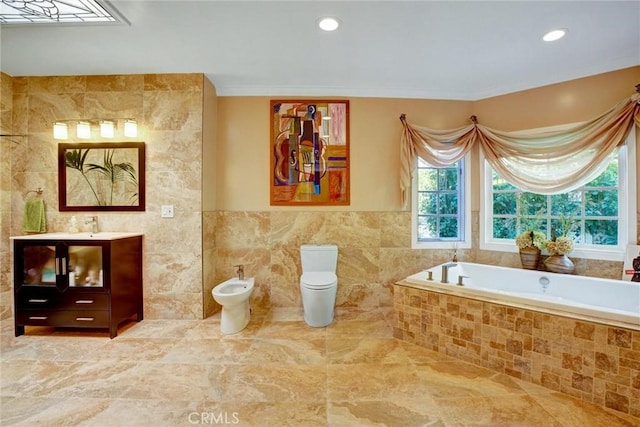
xmin=544 ymin=254 xmax=575 ymax=274
xmin=519 ymin=246 xmax=541 ymax=270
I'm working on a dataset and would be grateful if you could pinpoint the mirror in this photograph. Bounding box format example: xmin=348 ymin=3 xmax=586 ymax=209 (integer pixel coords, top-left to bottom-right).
xmin=58 ymin=142 xmax=145 ymax=212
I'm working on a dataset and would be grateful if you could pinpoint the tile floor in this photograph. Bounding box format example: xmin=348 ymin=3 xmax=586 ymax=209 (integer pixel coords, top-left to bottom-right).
xmin=1 ymin=307 xmax=638 ymax=426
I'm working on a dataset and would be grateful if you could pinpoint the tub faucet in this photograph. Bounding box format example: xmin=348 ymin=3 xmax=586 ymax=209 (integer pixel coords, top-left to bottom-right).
xmin=234 ymin=264 xmax=244 ymax=280
xmin=85 ymin=216 xmax=98 ymax=233
xmin=441 ymin=262 xmax=457 ymax=284
xmin=457 ymin=275 xmax=468 ymax=286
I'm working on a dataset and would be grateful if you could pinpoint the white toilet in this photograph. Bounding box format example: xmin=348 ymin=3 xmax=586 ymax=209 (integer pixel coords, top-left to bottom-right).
xmin=299 ymin=244 xmax=338 ymax=327
xmin=212 ymin=277 xmax=255 ymax=334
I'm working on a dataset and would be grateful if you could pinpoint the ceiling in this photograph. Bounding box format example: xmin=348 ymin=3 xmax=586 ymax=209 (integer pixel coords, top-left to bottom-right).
xmin=1 ymin=1 xmax=639 ymax=100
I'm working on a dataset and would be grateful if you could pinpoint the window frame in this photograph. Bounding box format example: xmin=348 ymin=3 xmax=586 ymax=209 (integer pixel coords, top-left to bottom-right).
xmin=412 ymin=153 xmax=472 ymax=249
xmin=480 ymin=131 xmax=636 ymax=261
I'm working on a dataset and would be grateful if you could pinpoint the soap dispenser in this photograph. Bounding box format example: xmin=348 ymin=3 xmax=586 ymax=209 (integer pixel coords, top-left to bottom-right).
xmin=69 ymin=216 xmax=79 ymax=233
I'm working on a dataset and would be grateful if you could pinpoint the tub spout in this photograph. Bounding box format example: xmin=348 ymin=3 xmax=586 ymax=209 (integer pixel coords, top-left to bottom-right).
xmin=441 ymin=262 xmax=457 ymax=284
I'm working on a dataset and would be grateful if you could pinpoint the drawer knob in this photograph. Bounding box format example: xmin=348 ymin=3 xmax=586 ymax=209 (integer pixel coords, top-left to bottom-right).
xmin=75 ymin=317 xmax=95 ymax=322
xmin=75 ymin=300 xmax=94 ymax=304
xmin=28 ymin=299 xmax=48 ymax=303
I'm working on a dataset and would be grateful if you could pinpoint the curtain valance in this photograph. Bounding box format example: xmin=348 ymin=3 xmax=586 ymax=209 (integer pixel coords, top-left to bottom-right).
xmin=400 ymin=91 xmax=640 ymax=208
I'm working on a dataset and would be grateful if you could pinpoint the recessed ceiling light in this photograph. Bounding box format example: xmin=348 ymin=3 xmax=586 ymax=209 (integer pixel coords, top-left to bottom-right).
xmin=543 ymin=29 xmax=567 ymax=42
xmin=318 ymin=17 xmax=340 ymax=32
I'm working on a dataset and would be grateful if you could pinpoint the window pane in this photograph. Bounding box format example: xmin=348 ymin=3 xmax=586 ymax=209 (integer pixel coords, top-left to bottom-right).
xmin=493 ymin=192 xmax=516 ymax=215
xmin=418 ymin=216 xmax=437 ymax=239
xmin=492 ymin=171 xmax=516 ymax=191
xmin=585 ymin=190 xmax=618 ymax=216
xmin=550 ymin=192 xmax=582 ymax=217
xmin=519 ymin=193 xmax=547 ymax=216
xmin=439 ymin=193 xmax=458 ymax=215
xmin=551 ymin=218 xmax=581 ymax=241
xmin=418 ymin=192 xmax=437 ymax=215
xmin=439 ymin=217 xmax=458 ymax=238
xmin=493 ymin=218 xmax=516 ymax=239
xmin=586 ymin=159 xmax=618 ymax=187
xmin=585 ymin=220 xmax=618 ymax=245
xmin=438 ymin=169 xmax=458 ymax=191
xmin=417 ymin=169 xmax=437 ymax=191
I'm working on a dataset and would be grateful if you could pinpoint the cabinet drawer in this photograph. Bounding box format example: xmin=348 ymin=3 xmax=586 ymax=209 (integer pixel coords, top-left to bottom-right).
xmin=59 ymin=293 xmax=109 ymax=310
xmin=16 ymin=288 xmax=63 ymax=309
xmin=17 ymin=289 xmax=108 ymax=310
xmin=17 ymin=310 xmax=109 ymax=328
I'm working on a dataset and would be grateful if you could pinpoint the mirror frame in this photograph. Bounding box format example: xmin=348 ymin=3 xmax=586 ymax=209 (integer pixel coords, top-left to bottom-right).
xmin=58 ymin=142 xmax=146 ymax=212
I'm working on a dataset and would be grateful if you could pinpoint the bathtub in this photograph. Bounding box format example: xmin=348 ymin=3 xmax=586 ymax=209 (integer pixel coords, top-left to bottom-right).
xmin=402 ymin=262 xmax=640 ymax=329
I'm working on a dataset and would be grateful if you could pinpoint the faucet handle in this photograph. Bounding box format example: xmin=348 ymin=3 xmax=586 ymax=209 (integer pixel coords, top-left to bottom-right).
xmin=457 ymin=275 xmax=468 ymax=286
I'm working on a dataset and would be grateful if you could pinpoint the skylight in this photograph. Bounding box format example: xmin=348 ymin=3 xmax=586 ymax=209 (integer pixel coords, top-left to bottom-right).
xmin=0 ymin=0 xmax=121 ymax=24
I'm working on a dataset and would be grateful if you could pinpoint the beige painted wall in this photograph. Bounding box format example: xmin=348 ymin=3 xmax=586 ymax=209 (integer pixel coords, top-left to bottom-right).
xmin=216 ymin=66 xmax=640 ymax=213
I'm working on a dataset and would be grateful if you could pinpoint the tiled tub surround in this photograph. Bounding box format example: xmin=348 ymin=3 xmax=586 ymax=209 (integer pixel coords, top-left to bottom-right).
xmin=393 ymin=282 xmax=640 ymax=420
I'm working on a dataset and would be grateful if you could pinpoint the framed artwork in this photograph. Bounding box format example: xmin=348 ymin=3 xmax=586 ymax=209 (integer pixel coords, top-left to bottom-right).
xmin=270 ymin=100 xmax=350 ymax=205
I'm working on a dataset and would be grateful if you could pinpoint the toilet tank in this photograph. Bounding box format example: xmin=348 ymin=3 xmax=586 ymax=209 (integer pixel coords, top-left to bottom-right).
xmin=300 ymin=245 xmax=338 ymax=273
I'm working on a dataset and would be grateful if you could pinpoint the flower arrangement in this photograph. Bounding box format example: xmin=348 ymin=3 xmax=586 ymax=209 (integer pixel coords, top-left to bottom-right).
xmin=515 ymin=230 xmax=547 ymax=251
xmin=546 ymin=236 xmax=574 ymax=256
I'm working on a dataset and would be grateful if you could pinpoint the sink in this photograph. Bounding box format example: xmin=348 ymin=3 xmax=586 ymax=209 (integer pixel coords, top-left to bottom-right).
xmin=11 ymin=232 xmax=143 ymax=241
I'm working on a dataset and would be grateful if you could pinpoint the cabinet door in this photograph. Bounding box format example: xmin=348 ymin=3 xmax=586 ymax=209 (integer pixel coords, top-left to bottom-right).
xmin=66 ymin=244 xmax=104 ymax=288
xmin=15 ymin=240 xmax=107 ymax=292
xmin=16 ymin=243 xmax=62 ymax=290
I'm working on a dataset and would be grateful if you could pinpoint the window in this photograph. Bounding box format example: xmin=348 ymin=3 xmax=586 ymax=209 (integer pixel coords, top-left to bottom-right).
xmin=412 ymin=154 xmax=471 ymax=249
xmin=481 ymin=132 xmax=636 ymax=261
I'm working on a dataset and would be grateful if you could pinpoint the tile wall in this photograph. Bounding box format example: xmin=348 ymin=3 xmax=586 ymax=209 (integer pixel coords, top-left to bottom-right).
xmin=1 ymin=73 xmax=209 ymax=321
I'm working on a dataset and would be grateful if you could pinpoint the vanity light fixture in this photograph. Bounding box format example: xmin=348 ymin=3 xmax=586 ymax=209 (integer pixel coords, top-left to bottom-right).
xmin=124 ymin=119 xmax=138 ymax=138
xmin=543 ymin=28 xmax=567 ymax=42
xmin=318 ymin=16 xmax=340 ymax=32
xmin=51 ymin=118 xmax=138 ymax=140
xmin=99 ymin=120 xmax=115 ymax=138
xmin=53 ymin=122 xmax=68 ymax=140
xmin=76 ymin=121 xmax=91 ymax=139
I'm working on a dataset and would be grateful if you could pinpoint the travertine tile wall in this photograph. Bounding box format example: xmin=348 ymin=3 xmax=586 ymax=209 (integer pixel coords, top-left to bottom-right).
xmin=2 ymin=73 xmax=207 ymax=321
xmin=393 ymin=284 xmax=640 ymax=419
xmin=0 ymin=73 xmax=14 ymax=320
xmin=212 ymin=210 xmax=624 ymax=313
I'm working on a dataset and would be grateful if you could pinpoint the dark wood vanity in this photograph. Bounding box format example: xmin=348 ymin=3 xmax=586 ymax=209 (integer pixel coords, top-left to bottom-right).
xmin=12 ymin=232 xmax=143 ymax=338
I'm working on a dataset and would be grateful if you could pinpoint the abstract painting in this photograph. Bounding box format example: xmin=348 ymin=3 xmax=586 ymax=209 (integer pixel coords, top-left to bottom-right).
xmin=270 ymin=100 xmax=349 ymax=205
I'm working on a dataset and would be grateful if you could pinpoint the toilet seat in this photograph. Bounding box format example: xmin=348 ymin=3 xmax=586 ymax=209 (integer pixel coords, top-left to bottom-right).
xmin=301 ymin=272 xmax=337 ymax=290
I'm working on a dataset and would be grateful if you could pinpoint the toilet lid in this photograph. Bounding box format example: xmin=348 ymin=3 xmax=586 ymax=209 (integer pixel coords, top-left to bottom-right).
xmin=301 ymin=272 xmax=337 ymax=289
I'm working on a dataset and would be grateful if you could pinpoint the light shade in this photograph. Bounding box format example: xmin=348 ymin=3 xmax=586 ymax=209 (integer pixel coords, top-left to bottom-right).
xmin=318 ymin=17 xmax=340 ymax=32
xmin=53 ymin=122 xmax=68 ymax=140
xmin=76 ymin=121 xmax=91 ymax=139
xmin=543 ymin=29 xmax=567 ymax=42
xmin=124 ymin=119 xmax=137 ymax=138
xmin=100 ymin=120 xmax=115 ymax=138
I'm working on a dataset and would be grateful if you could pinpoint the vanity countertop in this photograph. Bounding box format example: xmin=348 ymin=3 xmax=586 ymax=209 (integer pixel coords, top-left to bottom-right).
xmin=11 ymin=232 xmax=143 ymax=241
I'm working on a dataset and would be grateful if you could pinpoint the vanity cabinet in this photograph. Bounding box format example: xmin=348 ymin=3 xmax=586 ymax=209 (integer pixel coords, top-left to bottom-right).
xmin=12 ymin=233 xmax=143 ymax=338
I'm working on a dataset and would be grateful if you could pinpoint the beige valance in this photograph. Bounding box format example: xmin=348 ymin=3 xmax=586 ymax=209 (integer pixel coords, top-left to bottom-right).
xmin=400 ymin=91 xmax=640 ymax=208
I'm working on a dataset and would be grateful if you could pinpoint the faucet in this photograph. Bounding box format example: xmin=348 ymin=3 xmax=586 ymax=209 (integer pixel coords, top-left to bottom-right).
xmin=234 ymin=264 xmax=244 ymax=280
xmin=441 ymin=262 xmax=457 ymax=284
xmin=457 ymin=275 xmax=468 ymax=286
xmin=85 ymin=216 xmax=98 ymax=233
